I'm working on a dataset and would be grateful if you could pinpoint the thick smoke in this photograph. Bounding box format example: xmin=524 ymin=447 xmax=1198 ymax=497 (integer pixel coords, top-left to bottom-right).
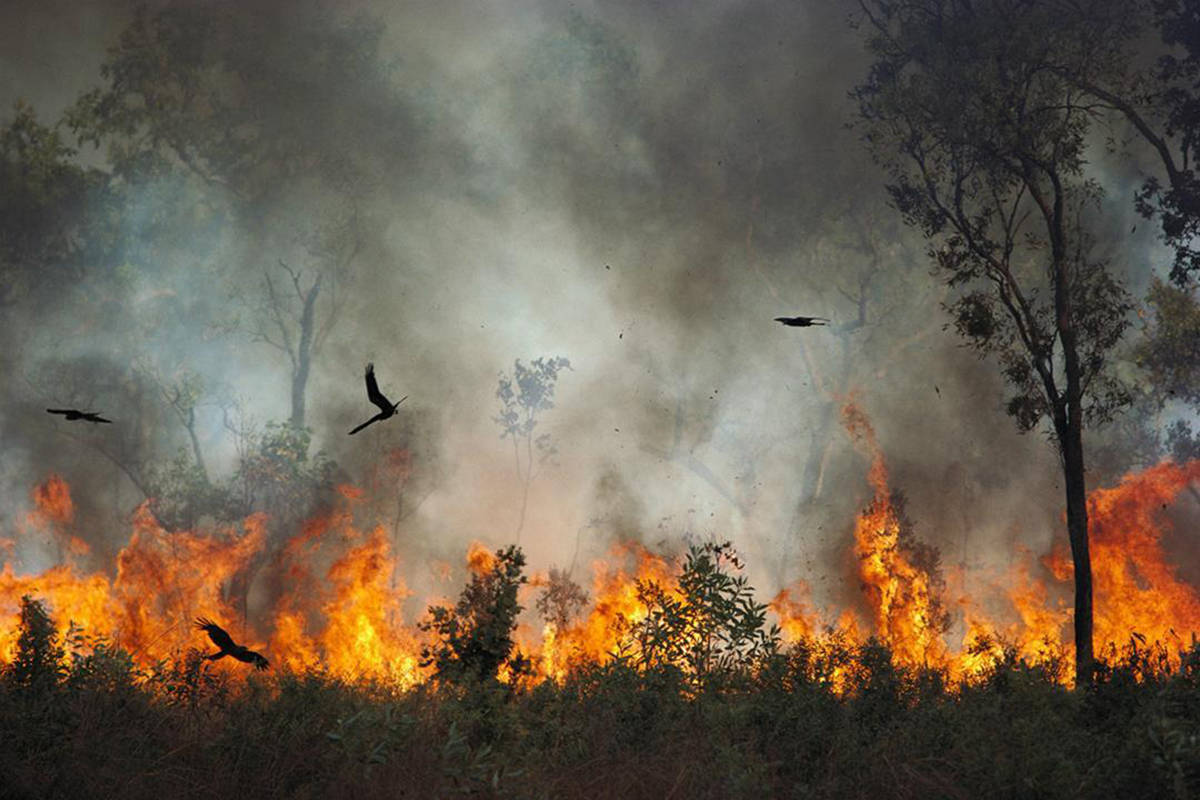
xmin=0 ymin=0 xmax=1168 ymax=621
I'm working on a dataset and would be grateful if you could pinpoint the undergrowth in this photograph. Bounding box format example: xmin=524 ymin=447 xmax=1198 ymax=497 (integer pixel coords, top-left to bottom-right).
xmin=2 ymin=557 xmax=1198 ymax=799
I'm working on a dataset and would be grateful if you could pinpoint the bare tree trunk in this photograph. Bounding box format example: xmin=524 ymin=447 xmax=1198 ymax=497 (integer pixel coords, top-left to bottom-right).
xmin=1060 ymin=409 xmax=1094 ymax=684
xmin=183 ymin=406 xmax=208 ymax=483
xmin=1049 ymin=172 xmax=1094 ymax=686
xmin=1057 ymin=308 xmax=1094 ymax=684
xmin=290 ymin=278 xmax=320 ymax=429
xmin=515 ymin=429 xmax=534 ymax=543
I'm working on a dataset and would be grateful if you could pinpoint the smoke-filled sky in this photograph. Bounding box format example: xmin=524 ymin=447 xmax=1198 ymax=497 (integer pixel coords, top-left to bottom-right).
xmin=0 ymin=0 xmax=1182 ymax=620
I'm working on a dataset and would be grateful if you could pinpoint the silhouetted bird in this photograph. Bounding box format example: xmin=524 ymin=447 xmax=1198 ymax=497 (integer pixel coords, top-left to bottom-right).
xmin=348 ymin=363 xmax=406 ymax=435
xmin=47 ymin=408 xmax=112 ymax=424
xmin=195 ymin=617 xmax=269 ymax=670
xmin=774 ymin=316 xmax=829 ymax=327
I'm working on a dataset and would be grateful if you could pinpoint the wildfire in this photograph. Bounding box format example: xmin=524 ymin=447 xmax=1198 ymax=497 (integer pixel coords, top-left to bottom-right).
xmin=25 ymin=475 xmax=88 ymax=558
xmin=1 ymin=416 xmax=1197 ymax=692
xmin=529 ymin=543 xmax=676 ymax=682
xmin=770 ymin=584 xmax=816 ymax=642
xmin=1068 ymin=459 xmax=1200 ymax=657
xmin=30 ymin=474 xmax=73 ymax=526
xmin=841 ymin=400 xmax=948 ymax=669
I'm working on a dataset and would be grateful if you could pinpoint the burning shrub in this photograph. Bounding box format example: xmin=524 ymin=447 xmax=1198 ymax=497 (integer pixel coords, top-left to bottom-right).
xmin=63 ymin=627 xmax=139 ymax=696
xmin=629 ymin=542 xmax=779 ymax=690
xmin=420 ymin=545 xmax=531 ymax=687
xmin=4 ymin=595 xmax=63 ymax=692
xmin=535 ymin=567 xmax=588 ymax=631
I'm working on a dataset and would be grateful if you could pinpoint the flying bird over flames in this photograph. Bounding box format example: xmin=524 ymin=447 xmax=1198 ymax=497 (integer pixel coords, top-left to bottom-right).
xmin=774 ymin=316 xmax=829 ymax=327
xmin=348 ymin=363 xmax=406 ymax=435
xmin=46 ymin=408 xmax=113 ymax=424
xmin=195 ymin=617 xmax=269 ymax=670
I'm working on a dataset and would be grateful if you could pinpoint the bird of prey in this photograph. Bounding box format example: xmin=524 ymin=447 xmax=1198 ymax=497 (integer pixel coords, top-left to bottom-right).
xmin=194 ymin=617 xmax=269 ymax=670
xmin=348 ymin=363 xmax=407 ymax=435
xmin=46 ymin=408 xmax=113 ymax=424
xmin=774 ymin=316 xmax=829 ymax=327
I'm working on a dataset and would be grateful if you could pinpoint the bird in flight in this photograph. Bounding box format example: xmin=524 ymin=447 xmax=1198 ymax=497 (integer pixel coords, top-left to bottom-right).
xmin=348 ymin=363 xmax=406 ymax=435
xmin=46 ymin=408 xmax=113 ymax=424
xmin=195 ymin=617 xmax=269 ymax=670
xmin=774 ymin=316 xmax=829 ymax=327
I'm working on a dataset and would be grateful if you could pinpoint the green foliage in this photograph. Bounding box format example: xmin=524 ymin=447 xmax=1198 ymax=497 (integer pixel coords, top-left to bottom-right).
xmin=63 ymin=627 xmax=140 ymax=696
xmin=232 ymin=421 xmax=336 ymax=521
xmin=5 ymin=596 xmax=64 ymax=692
xmin=1134 ymin=0 xmax=1200 ymax=283
xmin=1136 ymin=278 xmax=1200 ymax=407
xmin=144 ymin=419 xmax=336 ymax=532
xmin=0 ymin=101 xmax=106 ymax=309
xmin=630 ymin=542 xmax=778 ymax=690
xmin=146 ymin=648 xmax=229 ymax=709
xmin=439 ymin=719 xmax=523 ymax=795
xmin=854 ymin=1 xmax=1135 ymax=437
xmin=66 ymin=3 xmax=395 ymax=202
xmin=0 ymin=597 xmax=1195 ymax=798
xmin=147 ymin=448 xmax=241 ymax=530
xmin=420 ymin=545 xmax=530 ymax=687
xmin=325 ymin=703 xmax=416 ymax=776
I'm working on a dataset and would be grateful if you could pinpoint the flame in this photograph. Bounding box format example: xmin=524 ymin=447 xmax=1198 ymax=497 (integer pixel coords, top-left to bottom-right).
xmin=1 ymin=441 xmax=1197 ymax=692
xmin=268 ymin=498 xmax=424 ymax=686
xmin=31 ymin=475 xmax=74 ymax=526
xmin=0 ymin=564 xmax=112 ymax=663
xmin=770 ymin=585 xmax=816 ymax=642
xmin=25 ymin=475 xmax=88 ymax=557
xmin=528 ymin=543 xmax=676 ymax=682
xmin=466 ymin=541 xmax=499 ymax=576
xmin=841 ymin=400 xmax=947 ymax=669
xmin=1071 ymin=460 xmax=1200 ymax=657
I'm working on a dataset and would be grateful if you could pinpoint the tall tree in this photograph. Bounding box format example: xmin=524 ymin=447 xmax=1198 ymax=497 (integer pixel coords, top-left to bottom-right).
xmin=67 ymin=3 xmax=388 ymax=427
xmin=0 ymin=102 xmax=100 ymax=311
xmin=853 ymin=0 xmax=1135 ymax=683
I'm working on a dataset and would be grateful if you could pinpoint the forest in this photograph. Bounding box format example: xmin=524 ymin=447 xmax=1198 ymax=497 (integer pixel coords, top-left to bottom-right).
xmin=1 ymin=0 xmax=1199 ymax=797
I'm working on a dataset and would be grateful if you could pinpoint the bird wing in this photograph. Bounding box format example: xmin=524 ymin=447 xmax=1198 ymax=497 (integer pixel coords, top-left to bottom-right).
xmin=240 ymin=649 xmax=270 ymax=670
xmin=348 ymin=413 xmax=384 ymax=435
xmin=195 ymin=617 xmax=237 ymax=651
xmin=364 ymin=363 xmax=393 ymax=412
xmin=774 ymin=316 xmax=829 ymax=326
xmin=85 ymin=413 xmax=113 ymax=424
xmin=46 ymin=409 xmax=74 ymax=415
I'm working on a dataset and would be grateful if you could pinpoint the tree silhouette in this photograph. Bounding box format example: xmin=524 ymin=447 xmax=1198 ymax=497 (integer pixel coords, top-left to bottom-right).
xmin=420 ymin=545 xmax=529 ymax=686
xmin=494 ymin=356 xmax=571 ymax=542
xmin=854 ymin=1 xmax=1136 ymax=683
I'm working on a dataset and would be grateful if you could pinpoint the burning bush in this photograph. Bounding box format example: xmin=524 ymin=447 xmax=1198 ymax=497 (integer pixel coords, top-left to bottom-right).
xmin=420 ymin=545 xmax=530 ymax=687
xmin=627 ymin=542 xmax=778 ymax=691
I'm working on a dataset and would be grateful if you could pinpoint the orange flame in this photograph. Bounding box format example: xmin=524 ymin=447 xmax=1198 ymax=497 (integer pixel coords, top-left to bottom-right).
xmin=1 ymin=441 xmax=1197 ymax=692
xmin=841 ymin=400 xmax=947 ymax=669
xmin=1072 ymin=460 xmax=1200 ymax=656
